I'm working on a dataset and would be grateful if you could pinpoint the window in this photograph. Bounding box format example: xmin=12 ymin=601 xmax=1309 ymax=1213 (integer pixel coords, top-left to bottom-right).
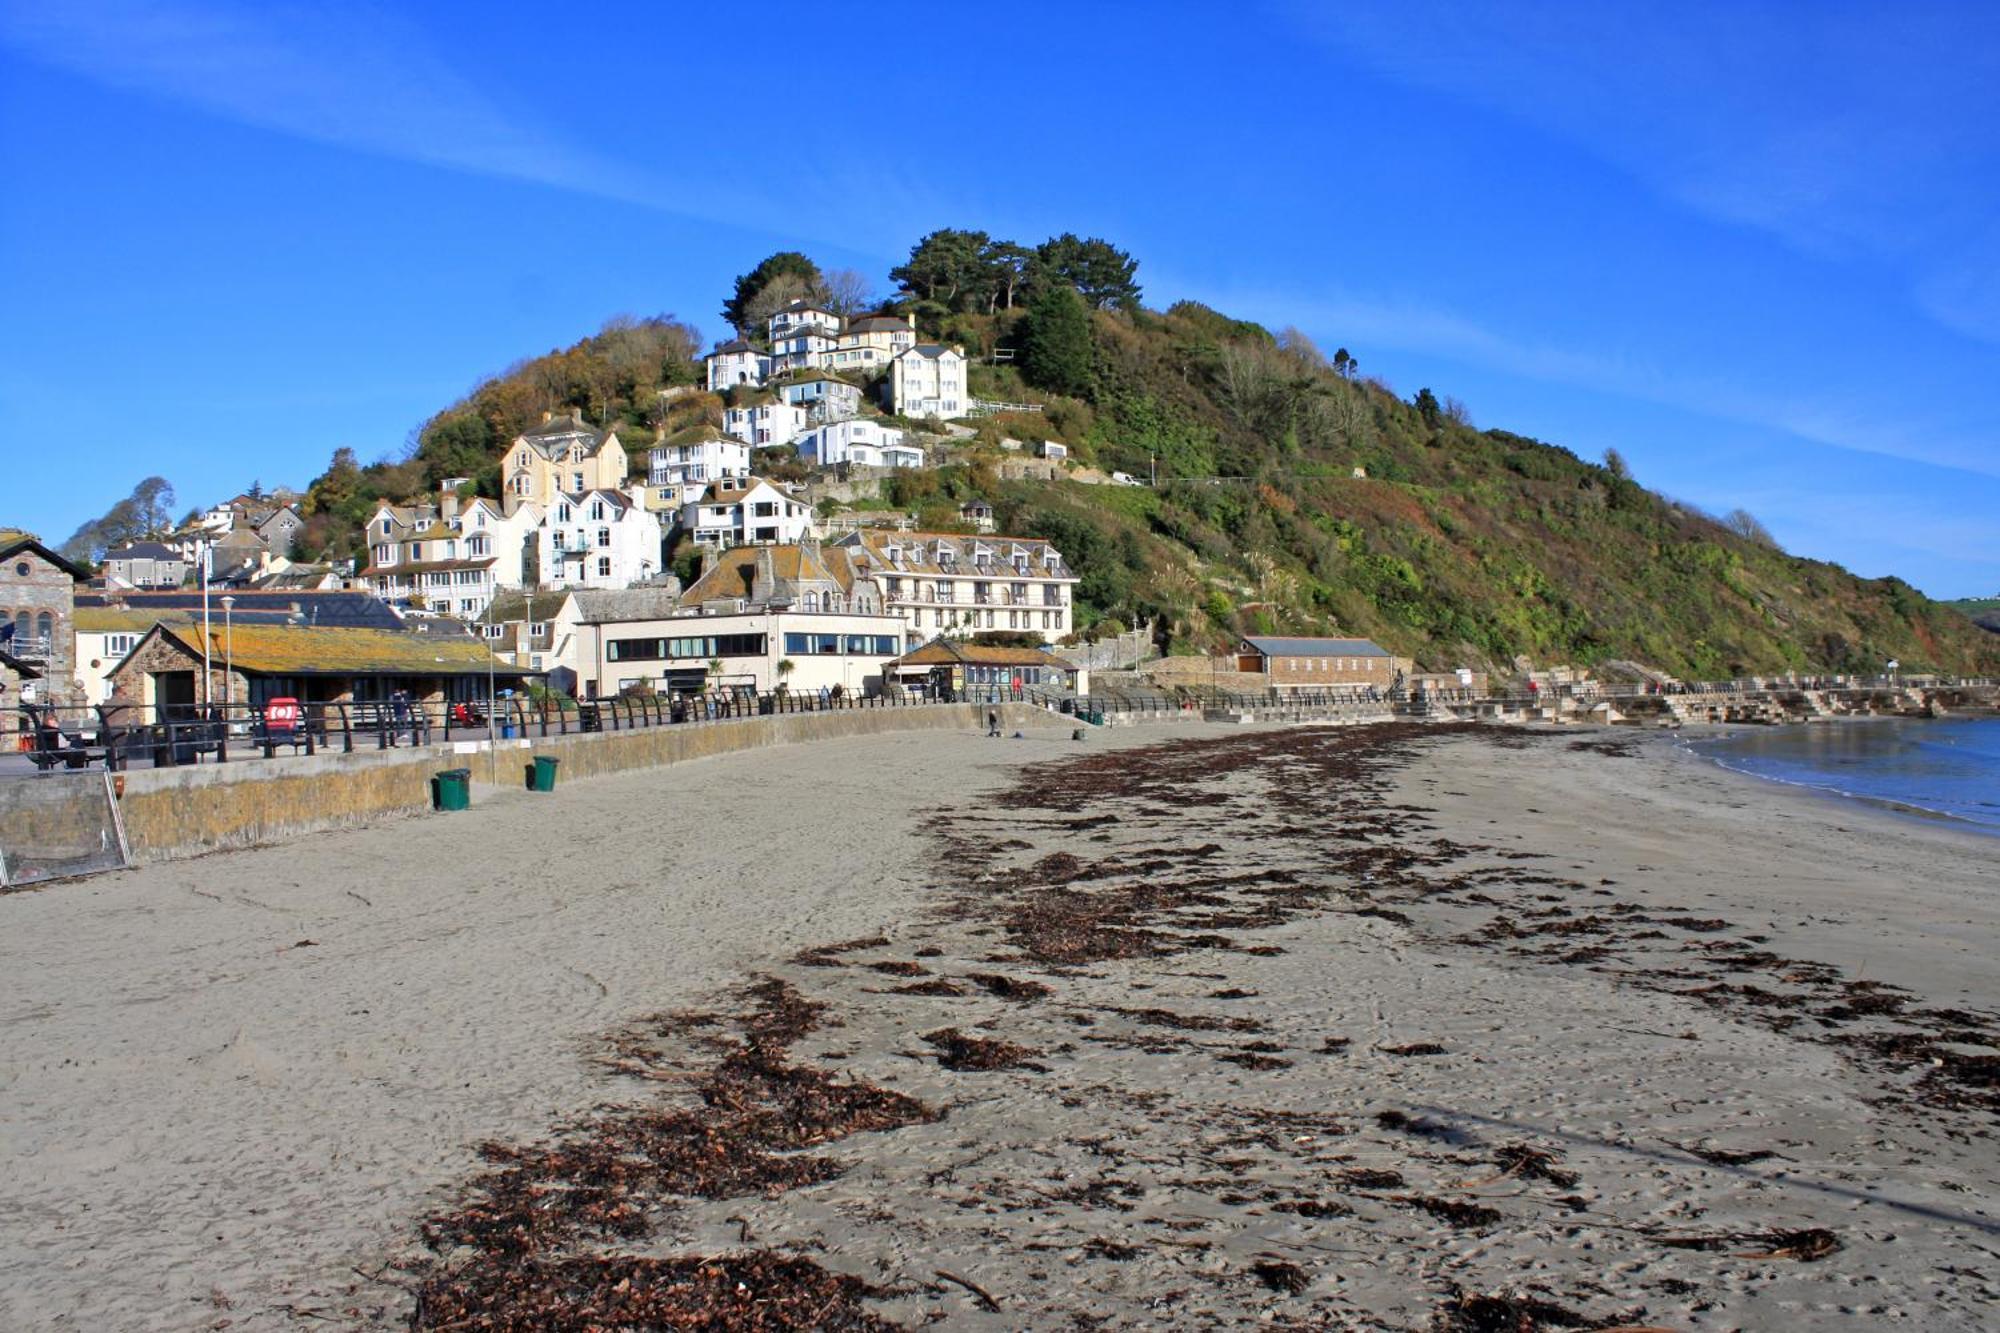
xmin=572 ymin=471 xmax=584 ymax=491
xmin=529 ymin=622 xmax=547 ymax=637
xmin=105 ymin=633 xmax=137 ymax=657
xmin=596 ymin=557 xmax=612 ymax=577
xmin=596 ymin=527 xmax=611 ymax=548
xmin=590 ymin=500 xmax=606 ymax=521
xmin=410 ymin=543 xmax=423 ymax=561
xmin=557 ymin=503 xmax=572 ymax=522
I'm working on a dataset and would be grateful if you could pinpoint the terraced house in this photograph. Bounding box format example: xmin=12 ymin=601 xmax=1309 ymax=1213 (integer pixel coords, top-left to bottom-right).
xmin=830 ymin=530 xmax=1077 ymax=643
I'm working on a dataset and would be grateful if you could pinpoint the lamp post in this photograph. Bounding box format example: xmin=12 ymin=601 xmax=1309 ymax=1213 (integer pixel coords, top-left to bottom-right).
xmin=220 ymin=595 xmax=235 ymax=716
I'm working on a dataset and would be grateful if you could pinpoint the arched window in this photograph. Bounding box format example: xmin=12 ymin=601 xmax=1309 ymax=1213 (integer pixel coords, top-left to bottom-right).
xmin=13 ymin=611 xmax=29 ymax=642
xmin=37 ymin=613 xmax=52 ymax=644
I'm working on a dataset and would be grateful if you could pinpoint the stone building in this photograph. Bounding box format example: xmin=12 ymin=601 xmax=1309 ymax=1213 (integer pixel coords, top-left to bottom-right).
xmin=1234 ymin=636 xmax=1401 ymax=691
xmin=107 ymin=621 xmax=540 ymax=715
xmin=0 ymin=530 xmax=89 ymax=715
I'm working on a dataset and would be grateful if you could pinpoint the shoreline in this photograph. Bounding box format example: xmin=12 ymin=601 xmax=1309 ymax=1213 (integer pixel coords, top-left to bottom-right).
xmin=3 ymin=720 xmax=1995 ymax=1328
xmin=1670 ymin=714 xmax=2000 ymax=840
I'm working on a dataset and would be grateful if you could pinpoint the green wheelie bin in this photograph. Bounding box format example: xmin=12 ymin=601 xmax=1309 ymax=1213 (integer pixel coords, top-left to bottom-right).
xmin=432 ymin=767 xmax=471 ymax=811
xmin=528 ymin=755 xmax=560 ymax=792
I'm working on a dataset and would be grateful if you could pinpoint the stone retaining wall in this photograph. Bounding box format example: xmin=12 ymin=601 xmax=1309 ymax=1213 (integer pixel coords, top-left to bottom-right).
xmin=105 ymin=703 xmax=1052 ymax=865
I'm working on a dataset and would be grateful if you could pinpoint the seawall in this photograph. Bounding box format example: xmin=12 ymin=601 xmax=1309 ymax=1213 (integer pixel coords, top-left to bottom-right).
xmin=103 ymin=702 xmax=1052 ymax=865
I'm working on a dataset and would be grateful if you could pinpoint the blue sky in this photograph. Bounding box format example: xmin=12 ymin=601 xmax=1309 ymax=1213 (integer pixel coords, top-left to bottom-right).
xmin=2 ymin=1 xmax=1996 ymax=597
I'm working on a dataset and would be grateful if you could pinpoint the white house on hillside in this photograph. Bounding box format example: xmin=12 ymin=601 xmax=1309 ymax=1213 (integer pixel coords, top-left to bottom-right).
xmin=647 ymin=436 xmax=752 ymax=513
xmin=795 ymin=420 xmax=925 ymax=470
xmin=770 ymin=326 xmax=836 ymax=372
xmin=776 ymin=373 xmax=862 ymax=422
xmin=681 ymin=478 xmax=813 ymax=549
xmin=768 ymin=301 xmax=841 ymax=342
xmin=704 ymin=339 xmax=770 ymax=391
xmin=535 ymin=488 xmax=664 ymax=589
xmin=723 ymin=400 xmax=810 ymax=447
xmin=889 ymin=344 xmax=968 ymax=420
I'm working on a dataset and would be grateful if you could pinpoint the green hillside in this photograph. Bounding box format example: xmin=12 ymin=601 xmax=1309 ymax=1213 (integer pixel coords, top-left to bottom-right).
xmin=289 ymin=239 xmax=2000 ymax=679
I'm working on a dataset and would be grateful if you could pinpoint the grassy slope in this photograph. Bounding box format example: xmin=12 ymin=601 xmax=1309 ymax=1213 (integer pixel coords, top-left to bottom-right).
xmin=296 ymin=301 xmax=2000 ymax=678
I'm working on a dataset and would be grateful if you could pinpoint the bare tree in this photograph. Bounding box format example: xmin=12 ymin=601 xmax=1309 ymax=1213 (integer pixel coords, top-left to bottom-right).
xmin=822 ymin=268 xmax=878 ymax=317
xmin=1721 ymin=507 xmax=1778 ymax=547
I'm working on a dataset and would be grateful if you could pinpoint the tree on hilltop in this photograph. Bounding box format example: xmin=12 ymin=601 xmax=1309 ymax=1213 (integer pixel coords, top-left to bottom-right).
xmin=722 ymin=252 xmax=828 ymax=334
xmin=59 ymin=476 xmax=176 ymax=562
xmin=892 ymin=229 xmax=992 ymax=308
xmin=1030 ymin=233 xmax=1141 ymax=310
xmin=982 ymin=239 xmax=1032 ymax=311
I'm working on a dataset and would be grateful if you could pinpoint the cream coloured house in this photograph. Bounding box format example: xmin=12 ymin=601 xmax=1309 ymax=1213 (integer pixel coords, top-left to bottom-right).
xmin=826 ymin=313 xmax=916 ymax=371
xmin=503 ymin=412 xmax=629 ymax=514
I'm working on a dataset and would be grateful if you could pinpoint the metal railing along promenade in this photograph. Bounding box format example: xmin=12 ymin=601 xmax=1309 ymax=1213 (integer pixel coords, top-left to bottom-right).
xmin=5 ymin=686 xmax=1027 ymax=776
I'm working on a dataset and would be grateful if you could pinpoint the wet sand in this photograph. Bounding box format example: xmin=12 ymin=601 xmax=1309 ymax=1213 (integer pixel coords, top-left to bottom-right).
xmin=2 ymin=721 xmax=1995 ymax=1329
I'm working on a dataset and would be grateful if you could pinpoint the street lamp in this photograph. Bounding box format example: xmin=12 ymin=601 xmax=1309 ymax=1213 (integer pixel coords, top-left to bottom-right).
xmin=220 ymin=595 xmax=235 ymax=716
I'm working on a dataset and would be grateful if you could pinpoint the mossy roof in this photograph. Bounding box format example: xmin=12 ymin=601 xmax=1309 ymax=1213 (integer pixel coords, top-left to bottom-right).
xmin=148 ymin=623 xmax=536 ymax=677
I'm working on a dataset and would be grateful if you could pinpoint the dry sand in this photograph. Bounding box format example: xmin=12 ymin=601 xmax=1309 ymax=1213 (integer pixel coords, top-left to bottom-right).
xmin=1 ymin=720 xmax=1995 ymax=1329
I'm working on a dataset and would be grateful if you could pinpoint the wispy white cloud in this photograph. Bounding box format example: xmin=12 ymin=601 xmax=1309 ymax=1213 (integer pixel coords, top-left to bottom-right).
xmin=1283 ymin=1 xmax=2000 ymax=343
xmin=0 ymin=0 xmax=931 ymax=255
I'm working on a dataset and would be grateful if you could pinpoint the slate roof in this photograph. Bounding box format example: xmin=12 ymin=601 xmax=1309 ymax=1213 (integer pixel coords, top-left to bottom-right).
xmin=75 ymin=589 xmax=405 ymax=630
xmin=845 ymin=314 xmax=912 ymax=333
xmin=902 ymin=344 xmax=960 ymax=359
xmin=1241 ymin=636 xmax=1391 ymax=658
xmin=681 ymin=545 xmax=837 ymax=606
xmin=481 ymin=589 xmax=575 ymax=624
xmin=570 ymin=587 xmax=687 ymax=624
xmin=889 ymin=638 xmax=1069 ymax=669
xmin=104 ymin=541 xmax=183 ymax=561
xmin=834 ymin=530 xmax=1070 ymax=578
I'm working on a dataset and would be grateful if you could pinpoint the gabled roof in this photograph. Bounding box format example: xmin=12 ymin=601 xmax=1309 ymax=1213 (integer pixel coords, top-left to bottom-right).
xmin=130 ymin=622 xmax=538 ymax=677
xmin=845 ymin=314 xmax=912 ymax=333
xmin=707 ymin=339 xmax=760 ymax=357
xmin=774 ymin=300 xmax=837 ymax=317
xmin=901 ymin=344 xmax=960 ymax=360
xmin=0 ymin=532 xmax=91 ymax=581
xmin=696 ymin=477 xmax=790 ymax=506
xmin=104 ymin=541 xmax=183 ymax=560
xmin=681 ymin=544 xmax=838 ymax=605
xmin=889 ymin=638 xmax=1069 ymax=669
xmin=1241 ymin=636 xmax=1391 ymax=658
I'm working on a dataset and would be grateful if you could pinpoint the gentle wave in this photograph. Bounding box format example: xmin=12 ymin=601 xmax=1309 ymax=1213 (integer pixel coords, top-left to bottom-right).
xmin=1684 ymin=717 xmax=2000 ymax=836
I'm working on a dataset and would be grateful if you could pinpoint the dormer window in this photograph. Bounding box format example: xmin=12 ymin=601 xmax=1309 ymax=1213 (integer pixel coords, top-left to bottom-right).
xmin=589 ymin=500 xmax=606 ymax=521
xmin=557 ymin=503 xmax=572 ymax=522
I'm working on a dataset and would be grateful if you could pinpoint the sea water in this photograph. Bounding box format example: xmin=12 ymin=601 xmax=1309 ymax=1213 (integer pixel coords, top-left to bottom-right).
xmin=1690 ymin=716 xmax=2000 ymax=835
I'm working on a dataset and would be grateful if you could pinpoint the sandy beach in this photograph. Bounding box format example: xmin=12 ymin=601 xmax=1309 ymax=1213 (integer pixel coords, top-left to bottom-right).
xmin=2 ymin=720 xmax=1995 ymax=1330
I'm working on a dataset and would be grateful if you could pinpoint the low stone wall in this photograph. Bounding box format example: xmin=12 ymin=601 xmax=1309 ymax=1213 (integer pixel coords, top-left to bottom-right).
xmin=109 ymin=703 xmax=1050 ymax=865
